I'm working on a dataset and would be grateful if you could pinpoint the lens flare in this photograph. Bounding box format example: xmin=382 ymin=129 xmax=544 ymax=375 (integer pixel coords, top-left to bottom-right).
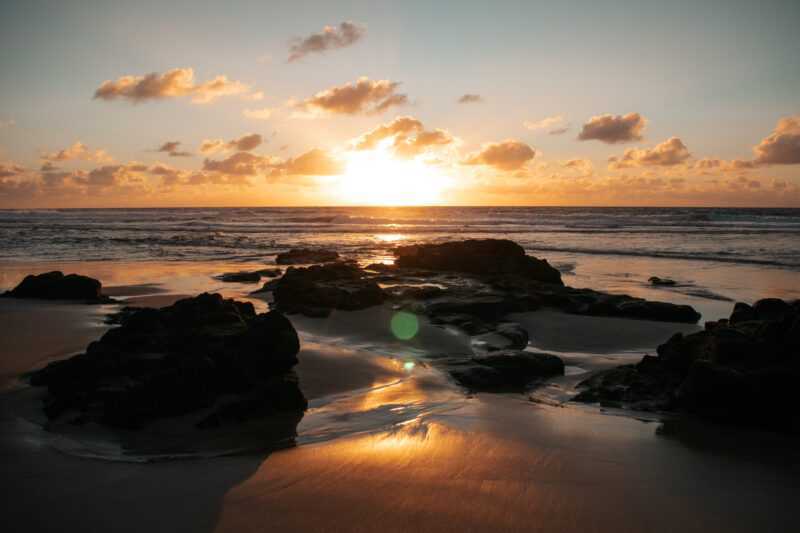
xmin=390 ymin=311 xmax=419 ymax=340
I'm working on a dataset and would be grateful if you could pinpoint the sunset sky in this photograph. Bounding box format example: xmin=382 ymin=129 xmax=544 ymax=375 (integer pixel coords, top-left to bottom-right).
xmin=1 ymin=0 xmax=799 ymax=207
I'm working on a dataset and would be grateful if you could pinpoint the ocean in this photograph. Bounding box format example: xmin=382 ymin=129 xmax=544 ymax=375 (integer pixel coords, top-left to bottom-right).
xmin=2 ymin=206 xmax=799 ymax=266
xmin=2 ymin=206 xmax=799 ymax=320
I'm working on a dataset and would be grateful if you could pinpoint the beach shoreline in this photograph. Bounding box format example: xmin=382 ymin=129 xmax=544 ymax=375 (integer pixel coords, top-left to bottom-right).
xmin=1 ymin=251 xmax=799 ymax=532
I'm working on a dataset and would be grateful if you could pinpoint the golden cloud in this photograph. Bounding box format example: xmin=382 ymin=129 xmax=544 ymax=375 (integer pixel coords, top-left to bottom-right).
xmin=292 ymin=77 xmax=407 ymax=116
xmin=199 ymin=134 xmax=263 ymax=154
xmin=578 ymin=113 xmax=646 ymax=144
xmin=608 ymin=137 xmax=690 ymax=169
xmin=524 ymin=115 xmax=569 ymax=135
xmin=463 ymin=139 xmax=536 ymax=171
xmin=42 ymin=142 xmax=113 ymax=164
xmin=753 ymin=115 xmax=800 ymax=165
xmin=94 ymin=68 xmax=251 ymax=104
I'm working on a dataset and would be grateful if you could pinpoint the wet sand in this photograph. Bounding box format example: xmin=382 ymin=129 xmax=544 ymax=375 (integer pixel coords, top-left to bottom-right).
xmin=1 ymin=260 xmax=798 ymax=532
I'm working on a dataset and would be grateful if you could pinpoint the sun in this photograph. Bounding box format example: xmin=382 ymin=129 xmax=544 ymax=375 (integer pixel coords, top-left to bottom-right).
xmin=333 ymin=142 xmax=452 ymax=205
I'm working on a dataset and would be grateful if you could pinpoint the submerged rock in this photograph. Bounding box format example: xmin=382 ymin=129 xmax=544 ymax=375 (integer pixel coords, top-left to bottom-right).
xmin=29 ymin=293 xmax=307 ymax=429
xmin=216 ymin=271 xmax=262 ymax=283
xmin=394 ymin=239 xmax=563 ymax=285
xmin=649 ymin=276 xmax=677 ymax=286
xmin=272 ymin=262 xmax=386 ymax=317
xmin=4 ymin=271 xmax=109 ymax=302
xmin=275 ymin=248 xmax=340 ymax=265
xmin=215 ymin=268 xmax=281 ymax=283
xmin=574 ymin=298 xmax=800 ymax=433
xmin=444 ymin=350 xmax=564 ymax=392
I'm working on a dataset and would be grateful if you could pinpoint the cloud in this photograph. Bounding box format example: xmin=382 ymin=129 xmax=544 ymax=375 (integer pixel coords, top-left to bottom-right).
xmin=693 ymin=158 xmax=757 ymax=173
xmin=199 ymin=133 xmax=263 ymax=154
xmin=202 ymin=152 xmax=274 ymax=176
xmin=243 ymin=91 xmax=264 ymax=101
xmin=524 ymin=115 xmax=568 ymax=135
xmin=562 ymin=159 xmax=593 ymax=174
xmin=753 ymin=115 xmax=800 ymax=165
xmin=148 ymin=164 xmax=186 ymax=186
xmin=394 ymin=129 xmax=454 ymax=158
xmin=243 ymin=107 xmax=275 ymax=120
xmin=457 ymin=94 xmax=483 ymax=104
xmin=353 ymin=116 xmax=453 ymax=158
xmin=288 ymin=21 xmax=365 ymax=62
xmin=354 ymin=116 xmax=423 ymax=150
xmin=93 ymin=68 xmax=251 ymax=104
xmin=0 ymin=162 xmax=26 ymax=178
xmin=42 ymin=142 xmax=113 ymax=163
xmin=278 ymin=148 xmax=344 ymax=176
xmin=463 ymin=139 xmax=536 ymax=171
xmin=578 ymin=113 xmax=646 ymax=144
xmin=608 ymin=137 xmax=690 ymax=169
xmin=292 ymin=77 xmax=407 ymax=116
xmin=75 ymin=164 xmax=144 ymax=188
xmin=156 ymin=141 xmax=191 ymax=157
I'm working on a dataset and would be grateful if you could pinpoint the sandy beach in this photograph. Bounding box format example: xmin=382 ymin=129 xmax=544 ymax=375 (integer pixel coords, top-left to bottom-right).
xmin=1 ymin=258 xmax=798 ymax=533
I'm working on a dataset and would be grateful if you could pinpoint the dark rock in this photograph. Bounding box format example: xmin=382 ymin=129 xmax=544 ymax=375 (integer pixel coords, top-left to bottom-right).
xmin=275 ymin=248 xmax=339 ymax=265
xmin=427 ymin=313 xmax=492 ymax=335
xmin=364 ymin=263 xmax=396 ymax=273
xmin=216 ymin=271 xmax=262 ymax=283
xmin=471 ymin=322 xmax=529 ymax=352
xmin=386 ymin=284 xmax=446 ymax=301
xmin=575 ymin=298 xmax=800 ymax=433
xmin=753 ymin=298 xmax=793 ymax=322
xmin=272 ymin=262 xmax=386 ymax=317
xmin=29 ymin=293 xmax=307 ymax=429
xmin=394 ymin=239 xmax=563 ymax=285
xmin=614 ymin=300 xmax=701 ymax=323
xmin=648 ymin=276 xmax=677 ymax=286
xmin=424 ymin=292 xmax=527 ymax=321
xmin=446 ymin=350 xmax=564 ymax=392
xmin=729 ymin=302 xmax=756 ymax=324
xmin=4 ymin=271 xmax=108 ymax=302
xmin=254 ymin=268 xmax=282 ymax=278
xmin=252 ymin=278 xmax=280 ymax=293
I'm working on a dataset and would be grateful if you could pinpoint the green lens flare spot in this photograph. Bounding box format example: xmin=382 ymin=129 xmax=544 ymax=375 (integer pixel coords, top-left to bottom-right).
xmin=391 ymin=311 xmax=419 ymax=340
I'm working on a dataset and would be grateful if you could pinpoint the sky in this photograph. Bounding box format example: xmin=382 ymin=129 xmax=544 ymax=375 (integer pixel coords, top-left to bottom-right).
xmin=1 ymin=0 xmax=799 ymax=207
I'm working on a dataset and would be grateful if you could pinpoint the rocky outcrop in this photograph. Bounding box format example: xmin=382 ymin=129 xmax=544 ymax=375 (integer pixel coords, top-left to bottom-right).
xmin=272 ymin=262 xmax=386 ymax=317
xmin=275 ymin=248 xmax=340 ymax=265
xmin=443 ymin=350 xmax=565 ymax=392
xmin=574 ymin=298 xmax=800 ymax=433
xmin=4 ymin=271 xmax=110 ymax=302
xmin=394 ymin=239 xmax=563 ymax=285
xmin=29 ymin=293 xmax=307 ymax=429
